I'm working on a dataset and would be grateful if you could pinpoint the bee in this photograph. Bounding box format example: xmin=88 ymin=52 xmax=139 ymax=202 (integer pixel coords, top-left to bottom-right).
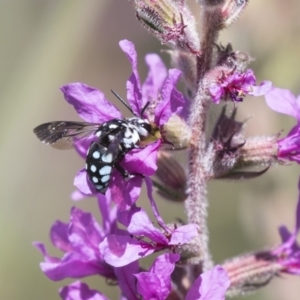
xmin=33 ymin=91 xmax=159 ymax=194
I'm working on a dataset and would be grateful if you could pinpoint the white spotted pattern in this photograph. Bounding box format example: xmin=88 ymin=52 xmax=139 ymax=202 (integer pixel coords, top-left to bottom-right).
xmin=101 ymin=175 xmax=110 ymax=183
xmin=102 ymin=153 xmax=113 ymax=163
xmin=92 ymin=151 xmax=100 ymax=159
xmin=92 ymin=176 xmax=99 ymax=183
xmin=108 ymin=124 xmax=118 ymax=129
xmin=90 ymin=165 xmax=97 ymax=172
xmin=99 ymin=166 xmax=112 ymax=175
xmin=95 ymin=184 xmax=104 ymax=190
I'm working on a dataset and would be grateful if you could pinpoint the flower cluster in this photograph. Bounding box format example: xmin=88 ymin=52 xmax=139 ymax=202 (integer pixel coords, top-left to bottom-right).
xmin=209 ymin=69 xmax=272 ymax=104
xmin=67 ymin=40 xmax=187 ymax=208
xmin=35 ymin=181 xmax=230 ymax=299
xmin=34 ymin=1 xmax=300 ymax=299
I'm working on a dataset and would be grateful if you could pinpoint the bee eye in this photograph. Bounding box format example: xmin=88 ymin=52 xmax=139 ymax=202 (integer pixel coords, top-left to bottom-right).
xmin=143 ymin=123 xmax=152 ymax=133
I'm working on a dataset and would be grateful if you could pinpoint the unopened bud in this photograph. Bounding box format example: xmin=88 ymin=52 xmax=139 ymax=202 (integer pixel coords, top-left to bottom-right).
xmin=129 ymin=0 xmax=200 ymax=54
xmin=198 ymin=0 xmax=248 ymax=29
xmin=237 ymin=135 xmax=279 ymax=168
xmin=210 ymin=106 xmax=245 ymax=177
xmin=210 ymin=108 xmax=276 ymax=179
xmin=221 ymin=0 xmax=249 ymax=28
xmin=152 ymin=151 xmax=187 ymax=202
xmin=223 ymin=251 xmax=281 ymax=297
xmin=167 ymin=50 xmax=197 ymax=98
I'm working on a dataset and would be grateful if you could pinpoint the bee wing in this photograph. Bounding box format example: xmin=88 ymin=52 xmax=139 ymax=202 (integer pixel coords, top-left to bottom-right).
xmin=106 ymin=128 xmax=128 ymax=156
xmin=33 ymin=121 xmax=101 ymax=150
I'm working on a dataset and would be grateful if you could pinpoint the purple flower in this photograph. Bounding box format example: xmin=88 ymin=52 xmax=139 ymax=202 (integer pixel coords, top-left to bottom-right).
xmin=59 ymin=281 xmax=108 ymax=300
xmin=59 ymin=260 xmax=230 ymax=300
xmin=100 ymin=179 xmax=198 ymax=267
xmin=210 ymin=69 xmax=272 ymax=104
xmin=271 ymin=178 xmax=300 ymax=274
xmin=135 ymin=253 xmax=180 ymax=300
xmin=99 ymin=205 xmax=197 ymax=267
xmin=34 ymin=196 xmax=117 ymax=281
xmin=35 ymin=195 xmax=142 ymax=299
xmin=265 ymin=87 xmax=300 ymax=163
xmin=135 ymin=258 xmax=229 ymax=300
xmin=63 ymin=40 xmax=186 ymax=204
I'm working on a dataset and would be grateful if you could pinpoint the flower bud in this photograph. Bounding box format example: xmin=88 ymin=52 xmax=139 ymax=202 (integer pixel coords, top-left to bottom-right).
xmin=153 ymin=151 xmax=187 ymax=202
xmin=237 ymin=135 xmax=279 ymax=168
xmin=167 ymin=49 xmax=197 ymax=98
xmin=223 ymin=252 xmax=280 ymax=297
xmin=199 ymin=0 xmax=248 ymax=28
xmin=221 ymin=0 xmax=248 ymax=28
xmin=210 ymin=108 xmax=276 ymax=180
xmin=129 ymin=0 xmax=200 ymax=54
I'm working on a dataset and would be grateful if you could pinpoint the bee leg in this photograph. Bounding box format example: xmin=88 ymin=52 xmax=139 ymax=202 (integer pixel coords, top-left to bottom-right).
xmin=114 ymin=164 xmax=134 ymax=179
xmin=114 ymin=164 xmax=145 ymax=180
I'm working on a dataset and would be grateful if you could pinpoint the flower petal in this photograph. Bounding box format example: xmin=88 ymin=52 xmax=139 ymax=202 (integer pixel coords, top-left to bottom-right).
xmin=265 ymin=87 xmax=300 ymax=119
xmin=250 ymin=80 xmax=272 ymax=96
xmin=142 ymin=54 xmax=167 ymax=102
xmin=118 ymin=206 xmax=168 ymax=244
xmin=169 ymin=224 xmax=199 ymax=245
xmin=36 ymin=245 xmax=103 ymax=281
xmin=68 ymin=207 xmax=104 ymax=256
xmin=114 ymin=262 xmax=140 ymax=300
xmin=135 ymin=254 xmax=179 ymax=300
xmin=155 ymin=69 xmax=184 ymax=126
xmin=185 ymin=265 xmax=230 ymax=300
xmin=99 ymin=234 xmax=155 ymax=267
xmin=107 ymin=172 xmax=143 ymax=210
xmin=59 ymin=281 xmax=108 ymax=300
xmin=74 ymin=169 xmax=93 ymax=195
xmin=119 ymin=40 xmax=143 ymax=116
xmin=61 ymin=83 xmax=122 ymax=123
xmin=71 ymin=190 xmax=87 ymax=202
xmin=123 ymin=140 xmax=161 ymax=176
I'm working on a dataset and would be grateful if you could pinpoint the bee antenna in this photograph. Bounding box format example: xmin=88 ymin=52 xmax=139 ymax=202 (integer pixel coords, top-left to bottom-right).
xmin=140 ymin=101 xmax=150 ymax=118
xmin=111 ymin=90 xmax=133 ymax=114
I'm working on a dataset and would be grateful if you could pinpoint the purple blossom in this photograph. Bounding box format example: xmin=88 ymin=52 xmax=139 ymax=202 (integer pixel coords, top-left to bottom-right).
xmin=62 ymin=40 xmax=186 ymax=204
xmin=265 ymin=87 xmax=300 ymax=163
xmin=135 ymin=253 xmax=180 ymax=300
xmin=59 ymin=281 xmax=108 ymax=300
xmin=34 ymin=185 xmax=217 ymax=300
xmin=271 ymin=178 xmax=300 ymax=274
xmin=59 ymin=260 xmax=230 ymax=300
xmin=34 ymin=196 xmax=117 ymax=281
xmin=34 ymin=195 xmax=141 ymax=299
xmin=135 ymin=256 xmax=229 ymax=300
xmin=100 ymin=179 xmax=198 ymax=268
xmin=210 ymin=69 xmax=272 ymax=104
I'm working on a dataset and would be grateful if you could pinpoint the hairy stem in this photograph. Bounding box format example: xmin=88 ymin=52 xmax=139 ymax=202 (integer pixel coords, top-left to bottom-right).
xmin=185 ymin=7 xmax=223 ymax=276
